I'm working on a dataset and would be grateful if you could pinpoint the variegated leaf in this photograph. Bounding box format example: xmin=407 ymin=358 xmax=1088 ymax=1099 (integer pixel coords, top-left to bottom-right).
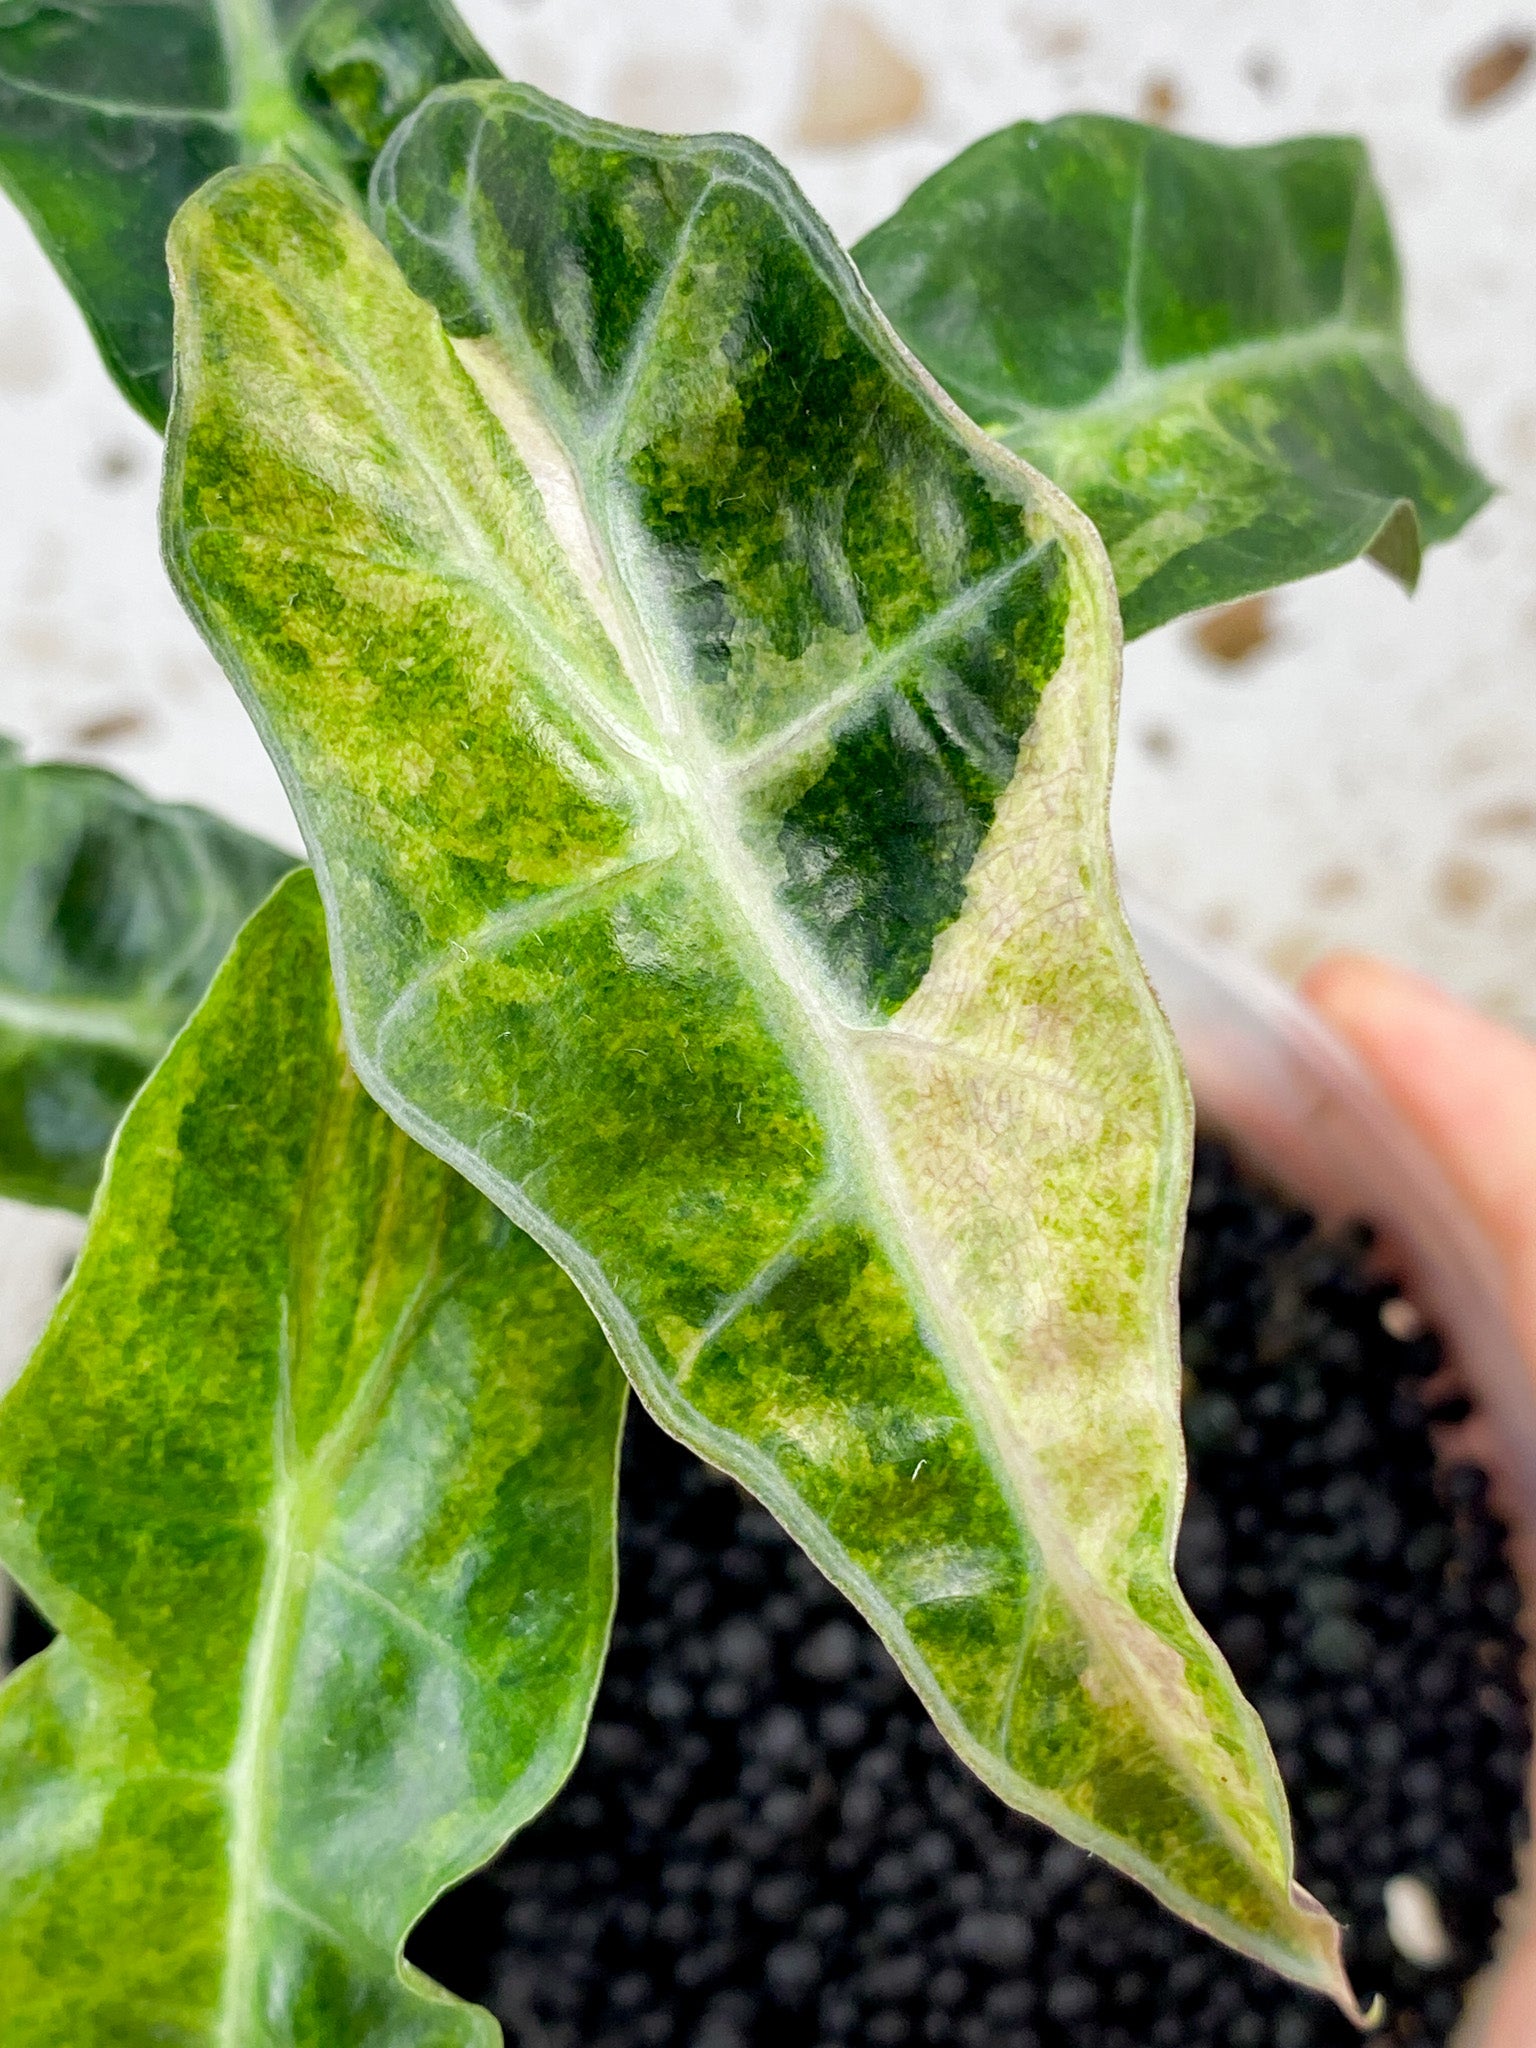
xmin=162 ymin=83 xmax=1359 ymax=2000
xmin=0 ymin=869 xmax=625 ymax=2045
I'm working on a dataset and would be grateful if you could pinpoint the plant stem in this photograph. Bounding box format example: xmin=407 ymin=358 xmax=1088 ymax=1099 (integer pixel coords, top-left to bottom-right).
xmin=212 ymin=0 xmax=357 ymax=203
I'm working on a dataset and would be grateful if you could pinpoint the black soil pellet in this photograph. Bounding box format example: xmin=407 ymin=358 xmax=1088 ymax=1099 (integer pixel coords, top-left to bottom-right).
xmin=6 ymin=1142 xmax=1530 ymax=2044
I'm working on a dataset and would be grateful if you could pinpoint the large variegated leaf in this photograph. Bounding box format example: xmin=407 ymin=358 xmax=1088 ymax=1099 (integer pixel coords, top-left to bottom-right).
xmin=0 ymin=868 xmax=625 ymax=2046
xmin=163 ymin=82 xmax=1359 ymax=2001
xmin=0 ymin=735 xmax=294 ymax=1210
xmin=0 ymin=0 xmax=492 ymax=423
xmin=856 ymin=116 xmax=1491 ymax=638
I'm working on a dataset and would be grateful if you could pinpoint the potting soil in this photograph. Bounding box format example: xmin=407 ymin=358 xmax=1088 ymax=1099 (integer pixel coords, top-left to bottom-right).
xmin=5 ymin=1142 xmax=1529 ymax=2045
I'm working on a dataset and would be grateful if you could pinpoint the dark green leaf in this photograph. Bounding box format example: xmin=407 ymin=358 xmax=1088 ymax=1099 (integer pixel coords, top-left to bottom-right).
xmin=0 ymin=734 xmax=294 ymax=1211
xmin=0 ymin=867 xmax=625 ymax=2045
xmin=856 ymin=116 xmax=1492 ymax=636
xmin=162 ymin=84 xmax=1363 ymax=2001
xmin=0 ymin=0 xmax=493 ymax=423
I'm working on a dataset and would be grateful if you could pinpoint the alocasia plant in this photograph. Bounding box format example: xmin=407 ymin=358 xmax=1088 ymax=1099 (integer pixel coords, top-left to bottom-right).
xmin=0 ymin=15 xmax=1495 ymax=2020
xmin=0 ymin=734 xmax=293 ymax=1208
xmin=0 ymin=0 xmax=492 ymax=423
xmin=856 ymin=116 xmax=1491 ymax=637
xmin=0 ymin=867 xmax=625 ymax=2045
xmin=160 ymin=81 xmax=1364 ymax=2004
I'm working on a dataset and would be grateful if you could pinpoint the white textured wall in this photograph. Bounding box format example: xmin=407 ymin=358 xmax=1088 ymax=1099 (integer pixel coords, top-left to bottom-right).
xmin=3 ymin=0 xmax=1536 ymax=1359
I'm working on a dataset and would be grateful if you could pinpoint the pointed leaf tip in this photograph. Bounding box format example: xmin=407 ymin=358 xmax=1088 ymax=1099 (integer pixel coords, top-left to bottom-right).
xmin=1366 ymin=497 xmax=1423 ymax=590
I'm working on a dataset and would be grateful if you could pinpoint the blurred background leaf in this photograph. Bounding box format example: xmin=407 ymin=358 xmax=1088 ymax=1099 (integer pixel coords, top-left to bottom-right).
xmin=0 ymin=735 xmax=293 ymax=1210
xmin=0 ymin=0 xmax=492 ymax=422
xmin=857 ymin=116 xmax=1491 ymax=636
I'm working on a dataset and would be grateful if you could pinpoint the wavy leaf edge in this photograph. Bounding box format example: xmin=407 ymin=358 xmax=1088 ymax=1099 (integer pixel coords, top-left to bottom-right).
xmin=160 ymin=81 xmax=1367 ymax=2012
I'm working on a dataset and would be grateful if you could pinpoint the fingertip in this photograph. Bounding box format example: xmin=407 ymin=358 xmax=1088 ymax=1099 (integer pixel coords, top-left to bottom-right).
xmin=1303 ymin=950 xmax=1506 ymax=1095
xmin=1303 ymin=950 xmax=1536 ymax=1277
xmin=1299 ymin=950 xmax=1380 ymax=1008
xmin=1302 ymin=950 xmax=1450 ymax=1033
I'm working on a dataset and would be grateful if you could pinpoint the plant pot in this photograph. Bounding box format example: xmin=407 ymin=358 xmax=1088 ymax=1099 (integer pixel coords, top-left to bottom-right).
xmin=1128 ymin=898 xmax=1535 ymax=2048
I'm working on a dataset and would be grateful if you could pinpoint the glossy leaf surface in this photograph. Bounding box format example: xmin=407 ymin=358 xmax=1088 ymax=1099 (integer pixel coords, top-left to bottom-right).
xmin=164 ymin=84 xmax=1358 ymax=1999
xmin=0 ymin=0 xmax=492 ymax=423
xmin=0 ymin=735 xmax=294 ymax=1211
xmin=0 ymin=868 xmax=625 ymax=2046
xmin=856 ymin=116 xmax=1491 ymax=637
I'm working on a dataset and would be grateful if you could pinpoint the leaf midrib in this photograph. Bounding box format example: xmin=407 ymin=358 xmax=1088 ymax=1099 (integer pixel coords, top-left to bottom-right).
xmin=224 ymin=237 xmax=660 ymax=775
xmin=0 ymin=2 xmax=315 ymax=143
xmin=0 ymin=0 xmax=356 ymax=191
xmin=212 ymin=0 xmax=297 ymax=142
xmin=449 ymin=172 xmax=1317 ymax=1907
xmin=215 ymin=1111 xmax=449 ymax=2042
xmin=212 ymin=0 xmax=353 ymax=195
xmin=0 ymin=983 xmax=181 ymax=1060
xmin=448 ymin=163 xmax=1119 ymax=1667
xmin=971 ymin=320 xmax=1403 ymax=451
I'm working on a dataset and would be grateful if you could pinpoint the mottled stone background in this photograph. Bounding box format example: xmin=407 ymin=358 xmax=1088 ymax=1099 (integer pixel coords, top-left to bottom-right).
xmin=3 ymin=0 xmax=1535 ymax=1368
